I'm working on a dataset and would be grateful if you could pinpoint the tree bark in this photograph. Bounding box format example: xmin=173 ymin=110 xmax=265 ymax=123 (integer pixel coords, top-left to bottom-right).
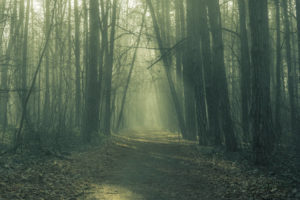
xmin=103 ymin=0 xmax=118 ymax=135
xmin=175 ymin=0 xmax=183 ymax=85
xmin=283 ymin=0 xmax=297 ymax=135
xmin=199 ymin=0 xmax=215 ymax=145
xmin=249 ymin=0 xmax=274 ymax=165
xmin=295 ymin=0 xmax=300 ymax=167
xmin=84 ymin=0 xmax=101 ymax=141
xmin=184 ymin=0 xmax=197 ymax=140
xmin=74 ymin=0 xmax=81 ymax=126
xmin=0 ymin=0 xmax=8 ymax=131
xmin=43 ymin=0 xmax=50 ymax=126
xmin=189 ymin=0 xmax=208 ymax=145
xmin=296 ymin=0 xmax=300 ymax=99
xmin=207 ymin=0 xmax=237 ymax=151
xmin=237 ymin=0 xmax=251 ymax=142
xmin=274 ymin=0 xmax=282 ymax=139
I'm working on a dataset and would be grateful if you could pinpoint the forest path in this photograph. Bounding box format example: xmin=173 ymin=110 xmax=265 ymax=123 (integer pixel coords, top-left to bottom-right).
xmin=0 ymin=130 xmax=293 ymax=199
xmin=79 ymin=130 xmax=225 ymax=200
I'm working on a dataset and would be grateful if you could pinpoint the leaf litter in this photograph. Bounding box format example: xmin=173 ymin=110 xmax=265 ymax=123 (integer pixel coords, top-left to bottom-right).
xmin=0 ymin=131 xmax=299 ymax=200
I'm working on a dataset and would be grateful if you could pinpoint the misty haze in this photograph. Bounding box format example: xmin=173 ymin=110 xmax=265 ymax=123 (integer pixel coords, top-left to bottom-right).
xmin=0 ymin=0 xmax=299 ymax=199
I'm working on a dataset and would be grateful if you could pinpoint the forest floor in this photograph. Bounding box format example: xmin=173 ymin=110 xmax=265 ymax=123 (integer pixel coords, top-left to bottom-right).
xmin=0 ymin=130 xmax=299 ymax=200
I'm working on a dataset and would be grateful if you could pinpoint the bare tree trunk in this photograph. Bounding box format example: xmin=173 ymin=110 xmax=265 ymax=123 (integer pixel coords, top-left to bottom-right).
xmin=82 ymin=0 xmax=88 ymax=127
xmin=238 ymin=0 xmax=251 ymax=142
xmin=175 ymin=0 xmax=183 ymax=85
xmin=43 ymin=0 xmax=50 ymax=127
xmin=249 ymin=0 xmax=274 ymax=165
xmin=207 ymin=0 xmax=237 ymax=151
xmin=199 ymin=0 xmax=215 ymax=145
xmin=74 ymin=0 xmax=81 ymax=127
xmin=21 ymin=0 xmax=30 ymax=103
xmin=174 ymin=0 xmax=185 ymax=129
xmin=17 ymin=0 xmax=31 ymax=140
xmin=103 ymin=0 xmax=118 ymax=135
xmin=183 ymin=0 xmax=197 ymax=140
xmin=0 ymin=0 xmax=6 ymax=42
xmin=295 ymin=0 xmax=300 ymax=167
xmin=84 ymin=0 xmax=101 ymax=141
xmin=99 ymin=0 xmax=108 ymax=132
xmin=296 ymin=0 xmax=300 ymax=105
xmin=188 ymin=0 xmax=208 ymax=145
xmin=283 ymin=0 xmax=297 ymax=136
xmin=274 ymin=0 xmax=282 ymax=139
xmin=0 ymin=0 xmax=9 ymax=131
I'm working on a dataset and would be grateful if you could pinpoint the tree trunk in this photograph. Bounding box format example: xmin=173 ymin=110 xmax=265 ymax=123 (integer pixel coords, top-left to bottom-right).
xmin=184 ymin=0 xmax=197 ymax=140
xmin=207 ymin=0 xmax=237 ymax=151
xmin=43 ymin=0 xmax=50 ymax=127
xmin=296 ymin=1 xmax=300 ymax=101
xmin=84 ymin=0 xmax=101 ymax=141
xmin=0 ymin=0 xmax=9 ymax=132
xmin=274 ymin=0 xmax=282 ymax=139
xmin=199 ymin=0 xmax=215 ymax=145
xmin=237 ymin=0 xmax=251 ymax=142
xmin=249 ymin=0 xmax=274 ymax=165
xmin=74 ymin=0 xmax=81 ymax=126
xmin=283 ymin=0 xmax=297 ymax=135
xmin=103 ymin=0 xmax=118 ymax=135
xmin=189 ymin=0 xmax=208 ymax=145
xmin=174 ymin=0 xmax=185 ymax=128
xmin=175 ymin=0 xmax=183 ymax=85
xmin=18 ymin=0 xmax=30 ymax=138
xmin=295 ymin=0 xmax=300 ymax=167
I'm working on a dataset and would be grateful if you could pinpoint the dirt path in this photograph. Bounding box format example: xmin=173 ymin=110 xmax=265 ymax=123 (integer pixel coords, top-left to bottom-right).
xmin=80 ymin=130 xmax=225 ymax=200
xmin=0 ymin=130 xmax=293 ymax=199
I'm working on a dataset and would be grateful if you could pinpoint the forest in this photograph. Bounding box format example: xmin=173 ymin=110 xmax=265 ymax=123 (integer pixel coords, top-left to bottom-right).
xmin=0 ymin=0 xmax=299 ymax=199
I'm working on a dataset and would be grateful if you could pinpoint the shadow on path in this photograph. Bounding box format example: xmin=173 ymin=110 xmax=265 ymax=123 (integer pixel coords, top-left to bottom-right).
xmin=80 ymin=130 xmax=224 ymax=200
